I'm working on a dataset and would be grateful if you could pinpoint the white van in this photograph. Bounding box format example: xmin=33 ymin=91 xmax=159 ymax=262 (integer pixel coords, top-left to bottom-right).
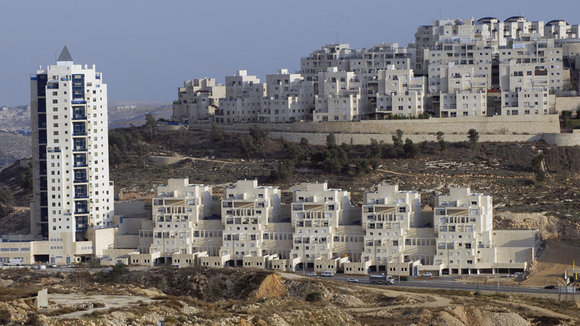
xmin=321 ymin=271 xmax=335 ymax=277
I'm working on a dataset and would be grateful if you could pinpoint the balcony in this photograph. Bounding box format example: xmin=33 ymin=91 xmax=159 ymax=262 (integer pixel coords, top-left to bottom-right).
xmin=72 ymin=114 xmax=87 ymax=120
xmin=75 ymin=193 xmax=89 ymax=199
xmin=73 ymin=147 xmax=87 ymax=152
xmin=73 ymin=162 xmax=88 ymax=168
xmin=74 ymin=178 xmax=88 ymax=183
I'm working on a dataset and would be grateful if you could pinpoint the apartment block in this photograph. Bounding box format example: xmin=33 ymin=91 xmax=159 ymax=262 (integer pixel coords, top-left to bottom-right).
xmin=375 ymin=66 xmax=426 ymax=117
xmin=260 ymin=69 xmax=314 ymax=122
xmin=313 ymin=68 xmax=365 ymax=121
xmin=0 ymin=47 xmax=115 ymax=266
xmin=219 ymin=180 xmax=281 ymax=267
xmin=355 ymin=185 xmax=431 ymax=276
xmin=172 ymin=78 xmax=226 ymax=123
xmin=215 ymin=70 xmax=266 ymax=123
xmin=107 ymin=180 xmax=535 ymax=277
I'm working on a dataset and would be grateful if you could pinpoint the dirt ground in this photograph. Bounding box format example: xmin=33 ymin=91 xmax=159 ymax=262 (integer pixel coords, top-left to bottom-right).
xmin=524 ymin=239 xmax=580 ymax=287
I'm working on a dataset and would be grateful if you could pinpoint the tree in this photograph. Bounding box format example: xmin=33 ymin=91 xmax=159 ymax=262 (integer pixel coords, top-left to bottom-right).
xmin=467 ymin=128 xmax=479 ymax=148
xmin=392 ymin=129 xmax=404 ymax=149
xmin=144 ymin=113 xmax=157 ymax=140
xmin=326 ymin=132 xmax=337 ymax=149
xmin=269 ymin=159 xmax=295 ymax=182
xmin=531 ymin=153 xmax=546 ymax=182
xmin=367 ymin=138 xmax=382 ymax=159
xmin=403 ymin=138 xmax=418 ymax=158
xmin=249 ymin=125 xmax=268 ymax=157
xmin=237 ymin=135 xmax=256 ymax=159
xmin=436 ymin=131 xmax=448 ymax=152
xmin=211 ymin=123 xmax=225 ymax=143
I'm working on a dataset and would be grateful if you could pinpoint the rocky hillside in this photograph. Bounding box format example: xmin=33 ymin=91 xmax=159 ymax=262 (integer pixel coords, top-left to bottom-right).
xmin=0 ymin=267 xmax=577 ymax=325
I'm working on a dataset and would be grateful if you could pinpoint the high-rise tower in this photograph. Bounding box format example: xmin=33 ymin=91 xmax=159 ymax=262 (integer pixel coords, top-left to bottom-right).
xmin=30 ymin=47 xmax=114 ymax=258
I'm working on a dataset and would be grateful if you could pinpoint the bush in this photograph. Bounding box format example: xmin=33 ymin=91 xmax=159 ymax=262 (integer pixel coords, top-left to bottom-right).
xmin=305 ymin=291 xmax=322 ymax=302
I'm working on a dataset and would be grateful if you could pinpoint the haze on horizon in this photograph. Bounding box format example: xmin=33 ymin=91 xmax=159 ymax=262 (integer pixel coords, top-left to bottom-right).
xmin=1 ymin=0 xmax=579 ymax=107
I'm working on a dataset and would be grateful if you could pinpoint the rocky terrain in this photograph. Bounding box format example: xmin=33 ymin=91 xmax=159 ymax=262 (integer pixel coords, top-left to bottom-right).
xmin=0 ymin=267 xmax=577 ymax=326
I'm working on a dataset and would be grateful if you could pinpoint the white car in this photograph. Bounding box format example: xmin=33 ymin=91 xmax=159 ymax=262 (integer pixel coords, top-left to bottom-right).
xmin=347 ymin=278 xmax=359 ymax=283
xmin=422 ymin=272 xmax=433 ymax=277
xmin=306 ymin=271 xmax=317 ymax=276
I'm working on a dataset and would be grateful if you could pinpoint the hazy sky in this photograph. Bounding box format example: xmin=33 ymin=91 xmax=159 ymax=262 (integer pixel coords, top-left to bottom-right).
xmin=1 ymin=0 xmax=579 ymax=106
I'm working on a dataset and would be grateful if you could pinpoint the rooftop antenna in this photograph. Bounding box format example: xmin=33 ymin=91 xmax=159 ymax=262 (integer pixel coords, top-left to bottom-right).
xmin=335 ymin=30 xmax=339 ymax=44
xmin=439 ymin=8 xmax=442 ymax=20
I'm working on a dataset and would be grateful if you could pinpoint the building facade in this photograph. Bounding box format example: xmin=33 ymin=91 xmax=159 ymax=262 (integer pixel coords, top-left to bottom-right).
xmin=113 ymin=179 xmax=535 ymax=277
xmin=1 ymin=47 xmax=115 ymax=265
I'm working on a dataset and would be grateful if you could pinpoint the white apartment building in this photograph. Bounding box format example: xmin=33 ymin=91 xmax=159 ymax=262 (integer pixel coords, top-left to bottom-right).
xmin=300 ymin=44 xmax=353 ymax=82
xmin=216 ymin=70 xmax=266 ymax=123
xmin=434 ymin=63 xmax=488 ymax=117
xmin=287 ymin=182 xmax=362 ymax=273
xmin=148 ymin=179 xmax=212 ymax=264
xmin=220 ymin=180 xmax=281 ymax=267
xmin=260 ymin=69 xmax=314 ymax=123
xmin=414 ymin=19 xmax=477 ymax=74
xmin=349 ymin=43 xmax=414 ymax=76
xmin=110 ymin=180 xmax=534 ymax=276
xmin=172 ymin=78 xmax=226 ymax=123
xmin=432 ymin=188 xmax=494 ymax=274
xmin=0 ymin=47 xmax=115 ymax=266
xmin=357 ymin=185 xmax=430 ymax=275
xmin=375 ymin=66 xmax=426 ymax=117
xmin=313 ymin=68 xmax=365 ymax=121
xmin=428 ymin=41 xmax=493 ymax=91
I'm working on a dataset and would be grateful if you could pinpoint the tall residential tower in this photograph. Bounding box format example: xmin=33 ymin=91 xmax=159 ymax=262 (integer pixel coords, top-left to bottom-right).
xmin=29 ymin=47 xmax=114 ymax=263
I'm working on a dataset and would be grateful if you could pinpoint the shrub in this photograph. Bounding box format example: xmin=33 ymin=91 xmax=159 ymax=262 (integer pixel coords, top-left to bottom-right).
xmin=305 ymin=291 xmax=322 ymax=302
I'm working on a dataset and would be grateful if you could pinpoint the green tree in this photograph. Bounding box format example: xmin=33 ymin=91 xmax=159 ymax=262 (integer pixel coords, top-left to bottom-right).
xmin=269 ymin=159 xmax=295 ymax=182
xmin=468 ymin=128 xmax=479 ymax=148
xmin=144 ymin=113 xmax=157 ymax=140
xmin=211 ymin=123 xmax=225 ymax=143
xmin=531 ymin=153 xmax=546 ymax=182
xmin=367 ymin=138 xmax=383 ymax=159
xmin=403 ymin=138 xmax=418 ymax=158
xmin=326 ymin=132 xmax=337 ymax=149
xmin=436 ymin=131 xmax=448 ymax=151
xmin=237 ymin=135 xmax=256 ymax=159
xmin=392 ymin=129 xmax=404 ymax=149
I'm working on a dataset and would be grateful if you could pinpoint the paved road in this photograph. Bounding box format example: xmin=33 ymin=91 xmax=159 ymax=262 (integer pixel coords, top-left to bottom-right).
xmin=307 ymin=274 xmax=561 ymax=295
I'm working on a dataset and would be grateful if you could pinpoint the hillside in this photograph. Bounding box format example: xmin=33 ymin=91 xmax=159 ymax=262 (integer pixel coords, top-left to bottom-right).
xmin=0 ymin=267 xmax=577 ymax=325
xmin=110 ymin=126 xmax=580 ymax=218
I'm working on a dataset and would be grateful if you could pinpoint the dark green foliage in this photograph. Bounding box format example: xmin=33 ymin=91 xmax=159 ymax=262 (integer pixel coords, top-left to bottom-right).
xmin=326 ymin=132 xmax=337 ymax=148
xmin=436 ymin=131 xmax=448 ymax=151
xmin=354 ymin=158 xmax=371 ymax=176
xmin=531 ymin=153 xmax=546 ymax=182
xmin=211 ymin=123 xmax=225 ymax=143
xmin=236 ymin=135 xmax=257 ymax=159
xmin=403 ymin=138 xmax=418 ymax=158
xmin=144 ymin=113 xmax=157 ymax=141
xmin=468 ymin=128 xmax=479 ymax=148
xmin=367 ymin=138 xmax=382 ymax=159
xmin=109 ymin=128 xmax=150 ymax=165
xmin=269 ymin=159 xmax=295 ymax=182
xmin=305 ymin=291 xmax=322 ymax=302
xmin=95 ymin=263 xmax=129 ymax=283
xmin=392 ymin=129 xmax=404 ymax=149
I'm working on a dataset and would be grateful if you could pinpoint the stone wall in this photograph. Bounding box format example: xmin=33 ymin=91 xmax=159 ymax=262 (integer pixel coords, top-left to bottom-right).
xmin=555 ymin=96 xmax=580 ymax=114
xmin=191 ymin=115 xmax=559 ymax=136
xmin=542 ymin=130 xmax=580 ymax=146
xmin=187 ymin=115 xmax=567 ymax=145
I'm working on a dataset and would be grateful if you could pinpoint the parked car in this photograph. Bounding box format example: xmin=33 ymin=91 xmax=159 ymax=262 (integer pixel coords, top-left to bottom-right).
xmin=422 ymin=272 xmax=432 ymax=277
xmin=321 ymin=271 xmax=335 ymax=277
xmin=347 ymin=278 xmax=359 ymax=283
xmin=544 ymin=284 xmax=557 ymax=289
xmin=306 ymin=271 xmax=317 ymax=276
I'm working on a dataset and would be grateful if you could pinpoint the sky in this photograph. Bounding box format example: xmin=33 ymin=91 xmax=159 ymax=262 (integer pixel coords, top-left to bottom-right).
xmin=1 ymin=0 xmax=580 ymax=106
